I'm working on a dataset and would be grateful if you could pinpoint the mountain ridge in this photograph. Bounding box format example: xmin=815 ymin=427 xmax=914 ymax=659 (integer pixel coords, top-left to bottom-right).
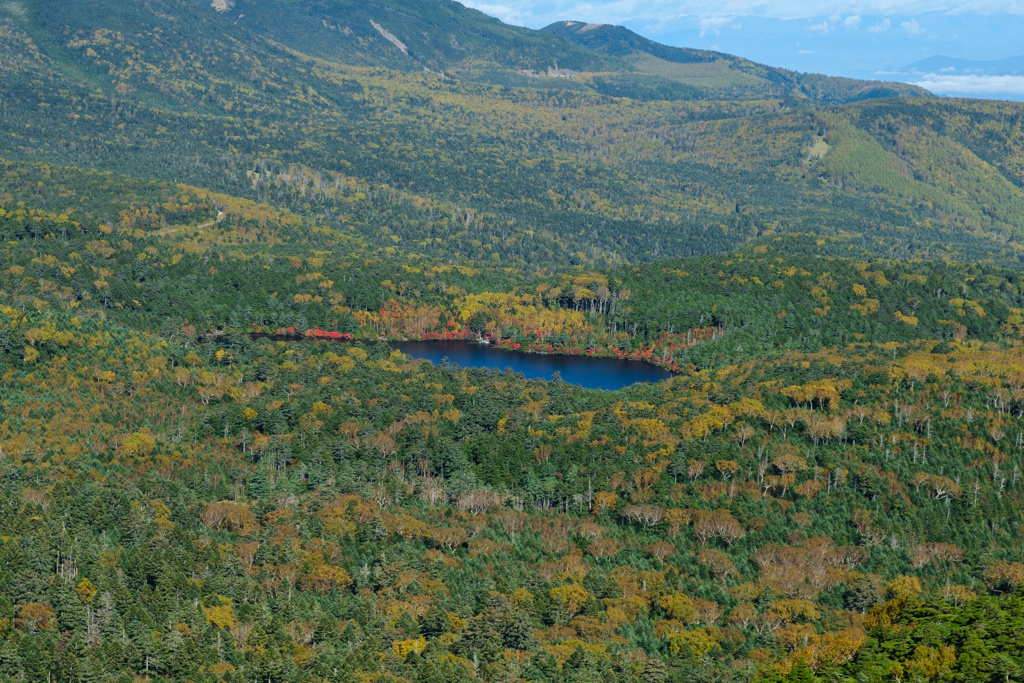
xmin=543 ymin=20 xmax=932 ymax=103
xmin=0 ymin=0 xmax=934 ymax=106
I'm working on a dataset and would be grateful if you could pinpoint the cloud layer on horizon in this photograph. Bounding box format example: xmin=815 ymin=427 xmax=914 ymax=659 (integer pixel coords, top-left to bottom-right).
xmin=913 ymin=74 xmax=1024 ymax=95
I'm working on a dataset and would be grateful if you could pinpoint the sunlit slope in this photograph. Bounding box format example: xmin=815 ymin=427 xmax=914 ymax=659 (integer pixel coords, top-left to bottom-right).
xmin=849 ymin=98 xmax=1024 ymax=189
xmin=810 ymin=110 xmax=1024 ymax=238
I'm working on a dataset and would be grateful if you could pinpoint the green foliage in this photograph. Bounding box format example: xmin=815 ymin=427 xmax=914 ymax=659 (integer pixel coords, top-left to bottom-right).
xmin=837 ymin=591 xmax=1024 ymax=682
xmin=0 ymin=303 xmax=1022 ymax=680
xmin=2 ymin=1 xmax=1024 ymax=681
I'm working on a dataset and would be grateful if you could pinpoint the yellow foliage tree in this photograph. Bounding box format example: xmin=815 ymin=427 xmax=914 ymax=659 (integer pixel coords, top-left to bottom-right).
xmin=660 ymin=593 xmax=697 ymax=623
xmin=550 ymin=584 xmax=590 ymax=618
xmin=665 ymin=628 xmax=719 ymax=658
xmin=76 ymin=578 xmax=97 ymax=604
xmin=393 ymin=638 xmax=427 ymax=658
xmin=121 ymin=431 xmax=156 ymax=456
xmin=764 ymin=599 xmax=820 ymax=625
xmin=886 ymin=576 xmax=922 ymax=601
xmin=202 ymin=599 xmax=237 ymax=629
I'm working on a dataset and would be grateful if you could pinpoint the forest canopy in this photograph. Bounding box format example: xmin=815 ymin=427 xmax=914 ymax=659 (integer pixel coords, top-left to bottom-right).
xmin=3 ymin=1 xmax=1024 ymax=682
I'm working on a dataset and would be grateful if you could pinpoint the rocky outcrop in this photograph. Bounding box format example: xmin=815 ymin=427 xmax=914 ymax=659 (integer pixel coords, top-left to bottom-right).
xmin=370 ymin=20 xmax=408 ymax=55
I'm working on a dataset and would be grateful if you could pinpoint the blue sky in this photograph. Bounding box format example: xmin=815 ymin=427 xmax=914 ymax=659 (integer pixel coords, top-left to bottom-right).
xmin=461 ymin=0 xmax=1024 ymax=99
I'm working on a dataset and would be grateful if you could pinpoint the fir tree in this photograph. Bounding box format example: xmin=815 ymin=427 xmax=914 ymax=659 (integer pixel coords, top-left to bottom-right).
xmin=787 ymin=660 xmax=816 ymax=683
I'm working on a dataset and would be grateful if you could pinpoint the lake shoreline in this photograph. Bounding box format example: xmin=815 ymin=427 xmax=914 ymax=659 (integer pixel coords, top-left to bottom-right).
xmin=388 ymin=339 xmax=675 ymax=390
xmin=245 ymin=327 xmax=687 ymax=375
xmin=235 ymin=330 xmax=676 ymax=389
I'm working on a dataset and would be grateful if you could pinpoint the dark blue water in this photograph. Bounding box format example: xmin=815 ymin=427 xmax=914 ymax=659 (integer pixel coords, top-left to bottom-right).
xmin=389 ymin=341 xmax=673 ymax=390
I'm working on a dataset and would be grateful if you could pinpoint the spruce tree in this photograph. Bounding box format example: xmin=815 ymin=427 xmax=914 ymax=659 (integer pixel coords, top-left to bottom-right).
xmin=314 ymin=613 xmax=339 ymax=645
xmin=787 ymin=660 xmax=816 ymax=683
xmin=420 ymin=606 xmax=450 ymax=639
xmin=501 ymin=610 xmax=534 ymax=650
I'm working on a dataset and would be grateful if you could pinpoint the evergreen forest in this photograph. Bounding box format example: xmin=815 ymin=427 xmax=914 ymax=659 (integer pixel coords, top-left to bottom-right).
xmin=4 ymin=1 xmax=1024 ymax=682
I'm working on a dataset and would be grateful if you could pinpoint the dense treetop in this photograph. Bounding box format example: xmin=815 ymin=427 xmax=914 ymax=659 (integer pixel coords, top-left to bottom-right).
xmin=4 ymin=1 xmax=1024 ymax=681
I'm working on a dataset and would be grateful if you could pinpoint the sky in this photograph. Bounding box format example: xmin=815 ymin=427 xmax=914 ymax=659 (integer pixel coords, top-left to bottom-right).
xmin=460 ymin=0 xmax=1024 ymax=99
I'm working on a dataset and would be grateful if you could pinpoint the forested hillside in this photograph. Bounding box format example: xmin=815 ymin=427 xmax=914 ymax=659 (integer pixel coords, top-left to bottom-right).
xmin=4 ymin=0 xmax=1024 ymax=681
xmin=4 ymin=0 xmax=1024 ymax=267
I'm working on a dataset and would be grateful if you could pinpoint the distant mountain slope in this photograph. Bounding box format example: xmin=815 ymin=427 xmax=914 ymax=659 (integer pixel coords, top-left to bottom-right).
xmin=544 ymin=21 xmax=932 ymax=103
xmin=232 ymin=0 xmax=631 ymax=75
xmin=9 ymin=0 xmax=628 ymax=85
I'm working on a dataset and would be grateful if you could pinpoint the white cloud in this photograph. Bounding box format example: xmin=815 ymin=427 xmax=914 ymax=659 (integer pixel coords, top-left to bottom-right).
xmin=844 ymin=15 xmax=862 ymax=28
xmin=913 ymin=74 xmax=1024 ymax=95
xmin=699 ymin=16 xmax=734 ymax=36
xmin=868 ymin=18 xmax=891 ymax=32
xmin=457 ymin=1 xmax=537 ymax=25
xmin=808 ymin=21 xmax=831 ymax=33
xmin=798 ymin=49 xmax=814 ymax=53
xmin=901 ymin=18 xmax=925 ymax=33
